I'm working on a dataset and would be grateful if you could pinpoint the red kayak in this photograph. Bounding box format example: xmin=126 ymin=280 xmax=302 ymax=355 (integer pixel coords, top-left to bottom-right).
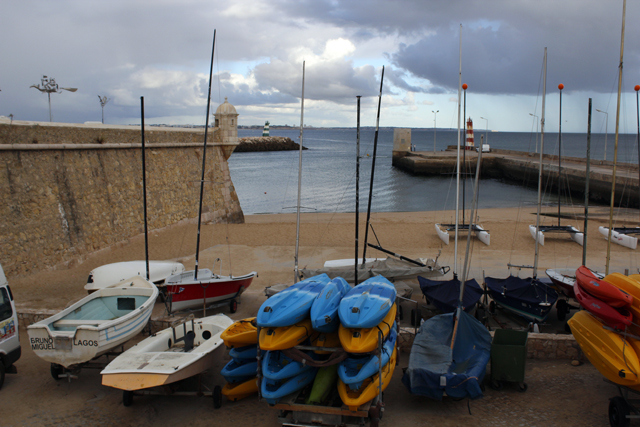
xmin=575 ymin=266 xmax=632 ymax=309
xmin=574 ymin=280 xmax=632 ymax=330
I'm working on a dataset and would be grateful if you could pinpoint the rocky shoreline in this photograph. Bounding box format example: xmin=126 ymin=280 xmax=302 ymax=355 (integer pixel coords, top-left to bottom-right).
xmin=234 ymin=136 xmax=306 ymax=152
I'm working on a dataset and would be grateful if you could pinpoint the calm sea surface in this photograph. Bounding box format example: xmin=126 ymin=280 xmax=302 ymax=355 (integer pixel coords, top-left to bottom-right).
xmin=228 ymin=128 xmax=639 ymax=215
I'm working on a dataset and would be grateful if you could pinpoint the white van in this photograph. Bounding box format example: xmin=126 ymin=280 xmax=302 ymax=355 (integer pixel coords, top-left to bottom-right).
xmin=0 ymin=264 xmax=20 ymax=389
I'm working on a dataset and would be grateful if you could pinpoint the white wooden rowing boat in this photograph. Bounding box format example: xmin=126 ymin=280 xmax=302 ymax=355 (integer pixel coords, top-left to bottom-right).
xmin=27 ymin=276 xmax=158 ymax=368
xmin=100 ymin=314 xmax=233 ymax=391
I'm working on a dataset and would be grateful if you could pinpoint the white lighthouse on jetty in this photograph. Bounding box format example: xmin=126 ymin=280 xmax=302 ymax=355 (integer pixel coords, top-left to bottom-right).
xmin=262 ymin=121 xmax=270 ymax=136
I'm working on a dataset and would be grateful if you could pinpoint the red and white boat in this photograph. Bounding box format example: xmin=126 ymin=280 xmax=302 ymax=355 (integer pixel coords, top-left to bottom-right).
xmin=164 ymin=269 xmax=257 ymax=313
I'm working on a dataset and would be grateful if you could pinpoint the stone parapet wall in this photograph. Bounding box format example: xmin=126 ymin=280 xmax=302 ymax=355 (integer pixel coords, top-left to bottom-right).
xmin=0 ymin=120 xmax=243 ymax=277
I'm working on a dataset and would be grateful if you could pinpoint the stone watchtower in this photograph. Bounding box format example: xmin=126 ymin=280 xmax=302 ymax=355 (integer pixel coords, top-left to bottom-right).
xmin=214 ymin=97 xmax=239 ymax=159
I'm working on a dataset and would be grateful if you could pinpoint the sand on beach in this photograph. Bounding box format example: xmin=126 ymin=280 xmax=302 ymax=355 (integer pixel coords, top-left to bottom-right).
xmin=10 ymin=204 xmax=640 ymax=313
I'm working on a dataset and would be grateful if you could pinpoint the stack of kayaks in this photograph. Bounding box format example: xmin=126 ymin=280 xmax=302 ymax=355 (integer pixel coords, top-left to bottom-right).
xmin=257 ymin=274 xmax=334 ymax=404
xmin=220 ymin=318 xmax=260 ymax=401
xmin=336 ymin=276 xmax=398 ymax=412
xmin=568 ymin=267 xmax=640 ymax=389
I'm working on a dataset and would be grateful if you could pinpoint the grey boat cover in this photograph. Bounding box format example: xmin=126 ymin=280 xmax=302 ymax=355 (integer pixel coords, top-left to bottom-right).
xmin=299 ymin=257 xmax=444 ymax=284
xmin=401 ymin=310 xmax=491 ymax=401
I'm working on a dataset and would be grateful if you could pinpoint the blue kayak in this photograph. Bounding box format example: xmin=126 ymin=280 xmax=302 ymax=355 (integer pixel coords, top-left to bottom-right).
xmin=262 ymin=350 xmax=314 ymax=380
xmin=220 ymin=358 xmax=258 ymax=384
xmin=261 ymin=368 xmax=318 ymax=405
xmin=338 ymin=324 xmax=397 ymax=390
xmin=257 ymin=274 xmax=331 ymax=327
xmin=338 ymin=276 xmax=397 ymax=329
xmin=229 ymin=344 xmax=258 ymax=361
xmin=310 ymin=277 xmax=351 ymax=333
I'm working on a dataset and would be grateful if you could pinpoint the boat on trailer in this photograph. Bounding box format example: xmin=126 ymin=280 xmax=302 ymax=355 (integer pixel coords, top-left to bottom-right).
xmin=84 ymin=261 xmax=185 ymax=293
xmin=27 ymin=275 xmax=158 ymax=376
xmin=101 ymin=313 xmax=232 ymax=406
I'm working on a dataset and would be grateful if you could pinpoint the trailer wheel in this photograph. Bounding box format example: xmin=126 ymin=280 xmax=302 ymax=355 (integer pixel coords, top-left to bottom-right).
xmin=230 ymin=300 xmax=238 ymax=314
xmin=213 ymin=385 xmax=222 ymax=409
xmin=0 ymin=363 xmax=5 ymax=390
xmin=123 ymin=390 xmax=134 ymax=407
xmin=50 ymin=363 xmax=63 ymax=381
xmin=368 ymin=402 xmax=381 ymax=427
xmin=518 ymin=382 xmax=528 ymax=392
xmin=609 ymin=396 xmax=630 ymax=427
xmin=556 ymin=299 xmax=567 ymax=321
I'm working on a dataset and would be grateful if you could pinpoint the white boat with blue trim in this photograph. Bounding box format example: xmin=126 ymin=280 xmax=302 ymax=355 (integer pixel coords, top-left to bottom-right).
xmin=27 ymin=275 xmax=158 ymax=370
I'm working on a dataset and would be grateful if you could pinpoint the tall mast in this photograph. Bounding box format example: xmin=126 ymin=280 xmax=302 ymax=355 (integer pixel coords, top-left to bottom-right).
xmin=558 ymin=84 xmax=564 ymax=226
xmin=362 ymin=66 xmax=385 ymax=264
xmin=194 ymin=29 xmax=216 ymax=281
xmin=355 ymin=95 xmax=361 ymax=285
xmin=606 ymin=0 xmax=626 ymax=275
xmin=294 ymin=61 xmax=306 ymax=283
xmin=454 ymin=24 xmax=462 ymax=278
xmin=533 ymin=47 xmax=547 ymax=278
xmin=583 ymin=98 xmax=592 ymax=266
xmin=141 ymin=96 xmax=149 ymax=281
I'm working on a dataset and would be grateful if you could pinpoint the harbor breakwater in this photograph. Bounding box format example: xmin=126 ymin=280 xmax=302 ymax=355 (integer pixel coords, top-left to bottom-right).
xmin=0 ymin=115 xmax=243 ymax=277
xmin=234 ymin=136 xmax=305 ymax=152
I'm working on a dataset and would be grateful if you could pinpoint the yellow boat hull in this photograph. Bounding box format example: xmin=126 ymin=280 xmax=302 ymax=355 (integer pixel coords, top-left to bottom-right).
xmin=222 ymin=377 xmax=259 ymax=401
xmin=338 ymin=346 xmax=397 ymax=411
xmin=313 ymin=331 xmax=341 ymax=354
xmin=259 ymin=318 xmax=317 ymax=351
xmin=339 ymin=304 xmax=396 ymax=354
xmin=568 ymin=310 xmax=640 ymax=387
xmin=221 ymin=317 xmax=258 ymax=348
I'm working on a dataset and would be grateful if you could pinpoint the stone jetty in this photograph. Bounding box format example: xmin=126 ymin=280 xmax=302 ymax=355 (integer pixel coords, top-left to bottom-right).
xmin=234 ymin=136 xmax=306 ymax=152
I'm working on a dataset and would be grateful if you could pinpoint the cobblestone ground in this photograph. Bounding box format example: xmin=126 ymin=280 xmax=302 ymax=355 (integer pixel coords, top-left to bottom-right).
xmin=5 ymin=329 xmax=618 ymax=427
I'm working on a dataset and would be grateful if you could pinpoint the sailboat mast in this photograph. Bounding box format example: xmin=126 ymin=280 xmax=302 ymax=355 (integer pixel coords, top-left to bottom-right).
xmin=606 ymin=0 xmax=626 ymax=275
xmin=362 ymin=66 xmax=385 ymax=265
xmin=558 ymin=84 xmax=563 ymax=226
xmin=533 ymin=47 xmax=547 ymax=278
xmin=355 ymin=96 xmax=361 ymax=285
xmin=141 ymin=96 xmax=149 ymax=281
xmin=583 ymin=98 xmax=592 ymax=266
xmin=454 ymin=24 xmax=462 ymax=277
xmin=194 ymin=29 xmax=216 ymax=281
xmin=294 ymin=61 xmax=306 ymax=283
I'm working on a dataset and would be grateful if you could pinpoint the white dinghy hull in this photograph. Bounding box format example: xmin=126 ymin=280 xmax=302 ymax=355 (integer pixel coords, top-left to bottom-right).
xmin=27 ymin=276 xmax=158 ymax=368
xmin=101 ymin=314 xmax=233 ymax=390
xmin=599 ymin=226 xmax=638 ymax=250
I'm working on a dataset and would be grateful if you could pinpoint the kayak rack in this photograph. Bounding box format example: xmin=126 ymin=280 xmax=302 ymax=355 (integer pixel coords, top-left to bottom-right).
xmin=607 ymin=381 xmax=640 ymax=426
xmin=257 ymin=296 xmax=402 ymax=427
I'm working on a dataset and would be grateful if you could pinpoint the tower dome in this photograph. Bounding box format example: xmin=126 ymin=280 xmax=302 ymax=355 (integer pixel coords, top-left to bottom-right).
xmin=214 ymin=97 xmax=239 ymax=160
xmin=215 ymin=97 xmax=238 ymax=116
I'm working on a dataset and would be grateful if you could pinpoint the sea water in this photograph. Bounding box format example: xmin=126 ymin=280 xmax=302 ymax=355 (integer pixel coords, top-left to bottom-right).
xmin=228 ymin=128 xmax=638 ymax=215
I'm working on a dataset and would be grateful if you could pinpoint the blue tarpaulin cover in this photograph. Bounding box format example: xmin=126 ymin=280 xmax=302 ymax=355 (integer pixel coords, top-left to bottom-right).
xmin=401 ymin=310 xmax=491 ymax=400
xmin=418 ymin=277 xmax=484 ymax=314
xmin=484 ymin=275 xmax=557 ymax=305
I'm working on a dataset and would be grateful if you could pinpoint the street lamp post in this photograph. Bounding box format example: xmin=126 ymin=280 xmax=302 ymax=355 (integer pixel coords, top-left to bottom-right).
xmin=432 ymin=110 xmax=439 ymax=153
xmin=596 ymin=109 xmax=609 ymax=161
xmin=30 ymin=76 xmax=77 ymax=122
xmin=98 ymin=95 xmax=110 ymax=124
xmin=529 ymin=113 xmax=539 ymax=153
xmin=479 ymin=116 xmax=488 ymax=147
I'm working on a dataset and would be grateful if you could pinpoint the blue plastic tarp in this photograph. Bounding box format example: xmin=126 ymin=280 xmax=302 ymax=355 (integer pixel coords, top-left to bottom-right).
xmin=418 ymin=277 xmax=483 ymax=314
xmin=401 ymin=310 xmax=491 ymax=401
xmin=484 ymin=275 xmax=558 ymax=305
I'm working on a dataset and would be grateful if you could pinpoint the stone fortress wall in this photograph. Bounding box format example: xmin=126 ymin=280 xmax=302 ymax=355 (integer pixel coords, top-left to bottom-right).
xmin=0 ymin=99 xmax=244 ymax=277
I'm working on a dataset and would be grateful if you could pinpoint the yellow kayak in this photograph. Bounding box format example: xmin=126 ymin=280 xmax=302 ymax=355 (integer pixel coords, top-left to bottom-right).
xmin=338 ymin=346 xmax=397 ymax=411
xmin=259 ymin=318 xmax=317 ymax=351
xmin=313 ymin=331 xmax=341 ymax=354
xmin=607 ymin=273 xmax=640 ymax=318
xmin=568 ymin=310 xmax=640 ymax=387
xmin=339 ymin=304 xmax=397 ymax=354
xmin=221 ymin=317 xmax=258 ymax=348
xmin=221 ymin=377 xmax=259 ymax=401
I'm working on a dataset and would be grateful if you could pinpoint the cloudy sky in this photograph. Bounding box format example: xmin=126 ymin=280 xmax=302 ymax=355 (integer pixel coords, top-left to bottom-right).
xmin=1 ymin=0 xmax=640 ymax=132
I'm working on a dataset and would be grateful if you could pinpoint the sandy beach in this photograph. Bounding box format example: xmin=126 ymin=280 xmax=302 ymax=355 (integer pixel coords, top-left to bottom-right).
xmin=5 ymin=206 xmax=639 ymax=426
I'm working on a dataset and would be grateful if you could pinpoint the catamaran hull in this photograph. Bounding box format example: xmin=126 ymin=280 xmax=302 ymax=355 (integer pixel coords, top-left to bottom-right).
xmin=599 ymin=226 xmax=638 ymax=249
xmin=435 ymin=223 xmax=490 ymax=246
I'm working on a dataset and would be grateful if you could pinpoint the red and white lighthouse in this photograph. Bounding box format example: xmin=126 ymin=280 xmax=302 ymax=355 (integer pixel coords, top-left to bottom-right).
xmin=465 ymin=117 xmax=474 ymax=150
